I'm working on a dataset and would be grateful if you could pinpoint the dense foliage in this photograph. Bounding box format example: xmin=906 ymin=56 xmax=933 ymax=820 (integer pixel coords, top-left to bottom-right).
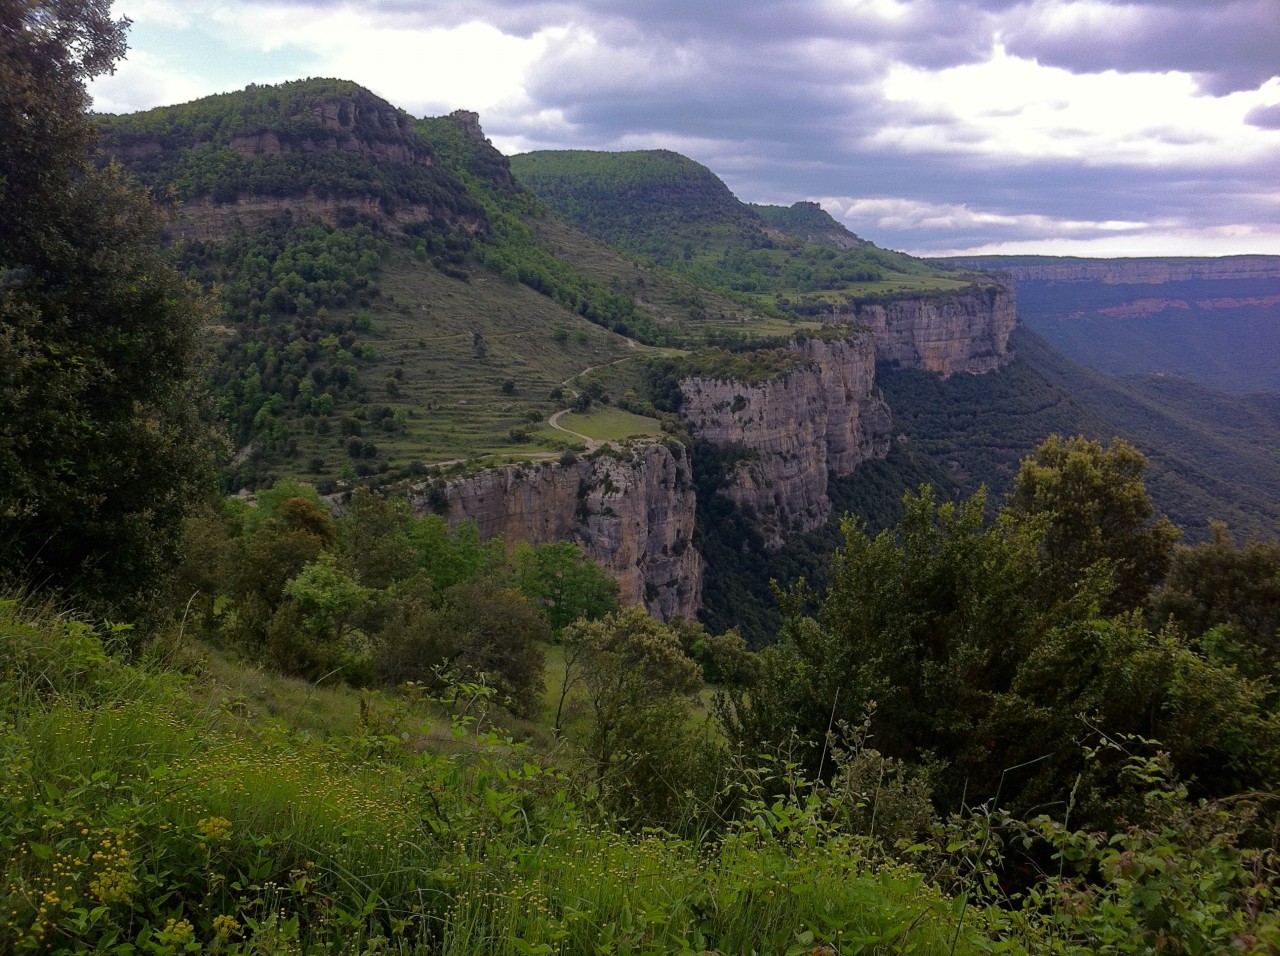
xmin=174 ymin=483 xmax=622 ymax=712
xmin=0 ymin=0 xmax=222 ymax=621
xmin=720 ymin=442 xmax=1280 ymax=832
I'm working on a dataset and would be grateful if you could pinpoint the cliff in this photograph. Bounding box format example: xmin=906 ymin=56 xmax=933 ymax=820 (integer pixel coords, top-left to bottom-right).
xmin=948 ymin=255 xmax=1280 ymax=284
xmin=410 ymin=443 xmax=701 ymax=621
xmin=845 ymin=285 xmax=1017 ymax=375
xmin=679 ymin=334 xmax=892 ymax=548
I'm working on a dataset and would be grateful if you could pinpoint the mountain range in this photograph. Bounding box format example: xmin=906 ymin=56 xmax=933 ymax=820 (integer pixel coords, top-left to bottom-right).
xmin=98 ymin=78 xmax=1280 ymax=637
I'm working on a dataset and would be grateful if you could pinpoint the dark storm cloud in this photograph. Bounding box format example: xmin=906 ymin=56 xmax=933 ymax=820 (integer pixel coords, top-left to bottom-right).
xmin=1000 ymin=0 xmax=1280 ymax=95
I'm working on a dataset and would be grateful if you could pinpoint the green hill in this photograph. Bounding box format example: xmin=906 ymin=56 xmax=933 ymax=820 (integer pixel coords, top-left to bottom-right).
xmin=750 ymin=200 xmax=868 ymax=249
xmin=510 ymin=149 xmax=979 ymax=311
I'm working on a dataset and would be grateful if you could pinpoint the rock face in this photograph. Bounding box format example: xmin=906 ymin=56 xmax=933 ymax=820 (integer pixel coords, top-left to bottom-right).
xmin=228 ymin=95 xmax=431 ymax=166
xmin=167 ymin=196 xmax=484 ymax=242
xmin=679 ymin=334 xmax=891 ymax=548
xmin=952 ymin=255 xmax=1280 ymax=284
xmin=410 ymin=443 xmax=701 ymax=621
xmin=845 ymin=285 xmax=1017 ymax=375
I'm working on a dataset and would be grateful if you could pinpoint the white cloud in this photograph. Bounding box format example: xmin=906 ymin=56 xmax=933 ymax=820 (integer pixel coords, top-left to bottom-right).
xmin=821 ymin=195 xmax=1155 ymax=236
xmin=873 ymin=44 xmax=1280 ymax=168
xmin=216 ymin=5 xmax=562 ymax=115
xmin=88 ymin=49 xmax=208 ymax=113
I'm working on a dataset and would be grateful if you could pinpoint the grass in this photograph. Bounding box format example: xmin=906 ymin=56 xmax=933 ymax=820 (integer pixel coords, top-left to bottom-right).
xmin=0 ymin=599 xmax=996 ymax=954
xmin=6 ymin=597 xmax=1273 ymax=953
xmin=553 ymin=408 xmax=665 ymax=443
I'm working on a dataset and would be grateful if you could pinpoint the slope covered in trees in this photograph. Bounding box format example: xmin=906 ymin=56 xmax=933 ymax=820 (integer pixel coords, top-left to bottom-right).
xmin=510 ymin=149 xmax=979 ymax=308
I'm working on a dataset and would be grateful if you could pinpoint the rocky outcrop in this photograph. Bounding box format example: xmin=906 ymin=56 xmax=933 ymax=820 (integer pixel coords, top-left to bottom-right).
xmin=410 ymin=443 xmax=701 ymax=621
xmin=167 ymin=196 xmax=483 ymax=242
xmin=845 ymin=285 xmax=1017 ymax=375
xmin=228 ymin=96 xmax=431 ymax=165
xmin=679 ymin=334 xmax=891 ymax=548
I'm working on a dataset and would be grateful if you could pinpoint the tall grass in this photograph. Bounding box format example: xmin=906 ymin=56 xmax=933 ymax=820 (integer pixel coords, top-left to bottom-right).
xmin=3 ymin=597 xmax=1276 ymax=953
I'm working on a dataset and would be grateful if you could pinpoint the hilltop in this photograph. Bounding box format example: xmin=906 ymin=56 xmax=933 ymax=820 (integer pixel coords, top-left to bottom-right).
xmin=510 ymin=148 xmax=978 ymax=311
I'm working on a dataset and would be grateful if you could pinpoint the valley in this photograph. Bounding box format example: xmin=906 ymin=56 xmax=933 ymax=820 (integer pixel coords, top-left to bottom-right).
xmin=5 ymin=23 xmax=1280 ymax=952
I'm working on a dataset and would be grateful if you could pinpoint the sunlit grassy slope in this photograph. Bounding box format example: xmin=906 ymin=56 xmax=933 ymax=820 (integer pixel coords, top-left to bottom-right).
xmin=279 ymin=253 xmax=661 ymax=477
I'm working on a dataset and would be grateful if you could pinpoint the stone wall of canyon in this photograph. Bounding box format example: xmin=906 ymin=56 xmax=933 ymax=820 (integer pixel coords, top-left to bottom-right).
xmin=678 ymin=334 xmax=892 ymax=548
xmin=409 ymin=443 xmax=701 ymax=621
xmin=844 ymin=284 xmax=1018 ymax=375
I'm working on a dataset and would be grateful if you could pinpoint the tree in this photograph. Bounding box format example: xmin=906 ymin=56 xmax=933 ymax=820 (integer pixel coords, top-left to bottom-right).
xmin=513 ymin=540 xmax=619 ymax=633
xmin=564 ymin=606 xmax=702 ymax=782
xmin=337 ymin=487 xmax=415 ymax=589
xmin=407 ymin=516 xmax=504 ymax=592
xmin=1150 ymin=521 xmax=1280 ymax=680
xmin=430 ymin=577 xmax=548 ymax=717
xmin=1005 ymin=435 xmax=1179 ymax=613
xmin=788 ymin=487 xmax=1090 ymax=802
xmin=0 ymin=0 xmax=222 ymax=621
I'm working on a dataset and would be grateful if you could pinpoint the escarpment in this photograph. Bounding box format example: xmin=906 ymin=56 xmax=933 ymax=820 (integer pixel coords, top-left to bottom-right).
xmin=845 ymin=285 xmax=1017 ymax=375
xmin=410 ymin=443 xmax=701 ymax=621
xmin=954 ymin=255 xmax=1280 ymax=285
xmin=679 ymin=334 xmax=892 ymax=549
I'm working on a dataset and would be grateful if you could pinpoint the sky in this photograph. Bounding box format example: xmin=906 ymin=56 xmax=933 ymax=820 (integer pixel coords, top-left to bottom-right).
xmin=88 ymin=0 xmax=1280 ymax=259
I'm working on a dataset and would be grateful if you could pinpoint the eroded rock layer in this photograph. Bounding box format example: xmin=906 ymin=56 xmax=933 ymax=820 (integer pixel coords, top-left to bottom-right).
xmin=679 ymin=334 xmax=892 ymax=548
xmin=411 ymin=443 xmax=701 ymax=621
xmin=847 ymin=285 xmax=1017 ymax=375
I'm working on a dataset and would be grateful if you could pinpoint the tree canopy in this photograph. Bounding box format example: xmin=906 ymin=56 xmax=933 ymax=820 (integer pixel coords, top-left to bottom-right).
xmin=1 ymin=0 xmax=222 ymax=621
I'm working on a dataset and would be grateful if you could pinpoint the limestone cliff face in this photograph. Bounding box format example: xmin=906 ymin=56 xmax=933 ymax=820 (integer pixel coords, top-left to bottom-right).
xmin=227 ymin=96 xmax=431 ymax=165
xmin=678 ymin=334 xmax=891 ymax=548
xmin=956 ymin=255 xmax=1280 ymax=285
xmin=409 ymin=443 xmax=701 ymax=620
xmin=845 ymin=285 xmax=1017 ymax=375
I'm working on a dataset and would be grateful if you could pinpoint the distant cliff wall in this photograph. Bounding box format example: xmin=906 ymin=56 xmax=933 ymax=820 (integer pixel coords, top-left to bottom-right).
xmin=409 ymin=442 xmax=701 ymax=621
xmin=952 ymin=255 xmax=1280 ymax=284
xmin=679 ymin=334 xmax=891 ymax=548
xmin=845 ymin=285 xmax=1017 ymax=375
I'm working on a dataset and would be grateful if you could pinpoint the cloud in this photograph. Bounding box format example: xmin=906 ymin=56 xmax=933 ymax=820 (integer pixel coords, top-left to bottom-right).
xmin=999 ymin=0 xmax=1279 ymax=96
xmin=86 ymin=0 xmax=1280 ymax=258
xmin=1245 ymin=102 xmax=1280 ymax=130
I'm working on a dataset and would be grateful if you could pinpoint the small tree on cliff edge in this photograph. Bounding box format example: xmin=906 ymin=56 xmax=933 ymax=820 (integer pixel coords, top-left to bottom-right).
xmin=0 ymin=1 xmax=223 ymax=622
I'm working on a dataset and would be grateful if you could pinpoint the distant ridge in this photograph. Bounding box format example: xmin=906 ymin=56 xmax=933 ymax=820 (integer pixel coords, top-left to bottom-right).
xmin=751 ymin=200 xmax=868 ymax=250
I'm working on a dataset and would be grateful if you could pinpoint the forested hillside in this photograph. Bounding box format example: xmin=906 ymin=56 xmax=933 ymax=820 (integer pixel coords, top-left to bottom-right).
xmin=5 ymin=8 xmax=1280 ymax=953
xmin=510 ymin=149 xmax=979 ymax=309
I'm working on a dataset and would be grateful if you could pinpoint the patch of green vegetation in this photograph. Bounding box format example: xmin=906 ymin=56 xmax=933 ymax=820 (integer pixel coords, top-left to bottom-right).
xmin=556 ymin=407 xmax=664 ymax=443
xmin=511 ymin=148 xmax=982 ymax=311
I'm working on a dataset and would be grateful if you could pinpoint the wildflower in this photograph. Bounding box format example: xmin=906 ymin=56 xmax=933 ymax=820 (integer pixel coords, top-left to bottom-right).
xmin=88 ymin=869 xmax=136 ymax=904
xmin=198 ymin=816 xmax=232 ymax=842
xmin=212 ymin=914 xmax=241 ymax=938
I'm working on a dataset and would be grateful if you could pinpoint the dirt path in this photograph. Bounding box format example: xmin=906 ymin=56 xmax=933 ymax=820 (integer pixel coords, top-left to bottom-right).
xmin=547 ymin=409 xmax=602 ymax=451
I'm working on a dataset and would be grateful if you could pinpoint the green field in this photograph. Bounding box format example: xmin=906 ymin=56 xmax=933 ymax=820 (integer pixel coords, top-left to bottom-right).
xmin=554 ymin=407 xmax=665 ymax=443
